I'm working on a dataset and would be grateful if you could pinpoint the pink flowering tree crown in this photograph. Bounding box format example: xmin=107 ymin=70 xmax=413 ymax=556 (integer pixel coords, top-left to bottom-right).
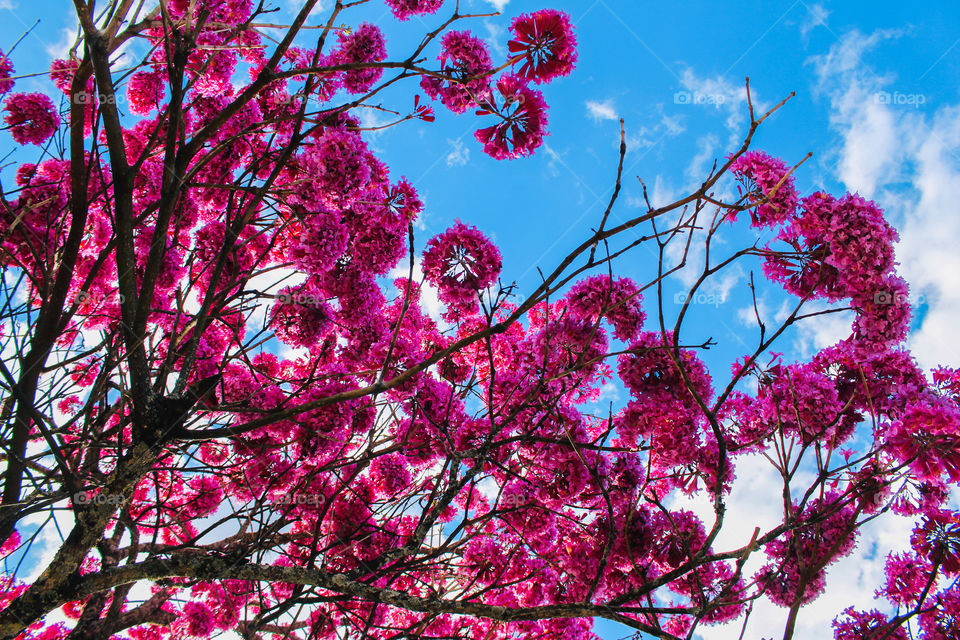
xmin=0 ymin=3 xmax=956 ymax=640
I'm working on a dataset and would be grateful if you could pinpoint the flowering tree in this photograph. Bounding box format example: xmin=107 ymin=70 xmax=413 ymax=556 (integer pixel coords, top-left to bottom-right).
xmin=0 ymin=1 xmax=957 ymax=639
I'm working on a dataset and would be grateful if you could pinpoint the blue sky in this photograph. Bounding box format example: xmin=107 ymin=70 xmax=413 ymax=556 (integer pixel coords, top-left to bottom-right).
xmin=3 ymin=0 xmax=960 ymax=638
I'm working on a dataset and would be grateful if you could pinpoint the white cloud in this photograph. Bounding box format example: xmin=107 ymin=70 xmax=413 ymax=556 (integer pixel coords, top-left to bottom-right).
xmin=807 ymin=28 xmax=960 ymax=369
xmin=737 ymin=296 xmax=791 ymax=328
xmin=44 ymin=26 xmax=78 ymax=60
xmin=285 ymin=0 xmax=330 ymax=21
xmin=793 ymin=301 xmax=855 ymax=359
xmin=585 ymin=99 xmax=619 ymax=123
xmin=685 ymin=133 xmax=719 ymax=181
xmin=483 ymin=0 xmax=510 ymax=12
xmin=445 ymin=138 xmax=470 ymax=167
xmin=678 ymin=69 xmax=756 ymax=141
xmin=672 ymin=454 xmax=915 ymax=640
xmin=799 ymin=3 xmax=829 ymax=38
xmin=0 ymin=0 xmax=17 ymax=10
xmin=482 ymin=19 xmax=508 ymax=59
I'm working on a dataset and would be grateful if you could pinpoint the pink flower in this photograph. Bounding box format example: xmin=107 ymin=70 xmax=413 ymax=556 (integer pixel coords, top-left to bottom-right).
xmin=49 ymin=59 xmax=77 ymax=93
xmin=422 ymin=221 xmax=502 ymax=317
xmin=0 ymin=530 xmax=20 ymax=558
xmin=508 ymin=9 xmax=578 ymax=83
xmin=474 ymin=75 xmax=548 ymax=159
xmin=384 ymin=0 xmax=443 ymax=21
xmin=181 ymin=601 xmax=217 ymax=637
xmin=0 ymin=49 xmax=14 ymax=95
xmin=127 ymin=70 xmax=165 ymax=115
xmin=565 ymin=275 xmax=645 ymax=341
xmin=911 ymin=510 xmax=960 ymax=573
xmin=184 ymin=476 xmax=224 ymax=518
xmin=4 ymin=92 xmax=59 ymax=145
xmin=833 ymin=607 xmax=907 ymax=640
xmin=292 ymin=127 xmax=372 ymax=208
xmin=886 ymin=399 xmax=960 ymax=482
xmin=270 ymin=283 xmax=334 ymax=348
xmin=729 ymin=150 xmax=799 ymax=227
xmin=880 ymin=552 xmax=932 ymax=605
xmin=420 ymin=31 xmax=493 ymax=114
xmin=335 ymin=23 xmax=387 ymax=93
xmin=287 ymin=211 xmax=350 ymax=275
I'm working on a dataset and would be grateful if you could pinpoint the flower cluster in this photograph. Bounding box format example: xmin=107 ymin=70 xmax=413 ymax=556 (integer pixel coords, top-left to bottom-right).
xmin=758 ymin=493 xmax=859 ymax=607
xmin=420 ymin=31 xmax=494 ymax=114
xmin=422 ymin=221 xmax=502 ymax=318
xmin=384 ymin=0 xmax=444 ymax=20
xmin=508 ymin=10 xmax=578 ymax=83
xmin=728 ymin=150 xmax=799 ymax=227
xmin=334 ymin=23 xmax=387 ymax=93
xmin=0 ymin=49 xmax=13 ymax=95
xmin=474 ymin=75 xmax=549 ymax=159
xmin=3 ymin=92 xmax=59 ymax=145
xmin=564 ymin=274 xmax=645 ymax=341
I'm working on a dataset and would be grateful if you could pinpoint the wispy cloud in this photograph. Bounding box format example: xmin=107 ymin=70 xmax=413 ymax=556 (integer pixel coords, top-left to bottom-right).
xmin=676 ymin=68 xmax=757 ymax=141
xmin=585 ymin=98 xmax=619 ymax=123
xmin=482 ymin=0 xmax=510 ymax=12
xmin=445 ymin=138 xmax=470 ymax=167
xmin=806 ymin=28 xmax=960 ymax=369
xmin=799 ymin=2 xmax=829 ymax=38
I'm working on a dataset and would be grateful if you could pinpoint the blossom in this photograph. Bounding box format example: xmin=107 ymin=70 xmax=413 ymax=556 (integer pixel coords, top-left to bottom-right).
xmin=565 ymin=274 xmax=645 ymax=341
xmin=474 ymin=75 xmax=548 ymax=159
xmin=181 ymin=602 xmax=217 ymax=637
xmin=886 ymin=398 xmax=960 ymax=482
xmin=918 ymin=585 xmax=960 ymax=639
xmin=759 ymin=492 xmax=858 ymax=607
xmin=729 ymin=150 xmax=799 ymax=227
xmin=183 ymin=476 xmax=224 ymax=518
xmin=765 ymin=192 xmax=899 ymax=301
xmin=911 ymin=510 xmax=960 ymax=573
xmin=0 ymin=531 xmax=20 ymax=558
xmin=4 ymin=92 xmax=59 ymax=145
xmin=420 ymin=31 xmax=493 ymax=114
xmin=127 ymin=70 xmax=165 ymax=115
xmin=0 ymin=49 xmax=14 ymax=95
xmin=292 ymin=127 xmax=371 ymax=208
xmin=880 ymin=552 xmax=932 ymax=605
xmin=49 ymin=59 xmax=77 ymax=93
xmin=422 ymin=221 xmax=502 ymax=316
xmin=384 ymin=0 xmax=443 ymax=21
xmin=270 ymin=283 xmax=334 ymax=348
xmin=334 ymin=23 xmax=387 ymax=93
xmin=833 ymin=607 xmax=907 ymax=640
xmin=508 ymin=9 xmax=578 ymax=83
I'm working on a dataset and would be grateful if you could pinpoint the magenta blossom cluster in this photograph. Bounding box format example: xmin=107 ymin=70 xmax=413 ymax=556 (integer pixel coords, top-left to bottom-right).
xmin=474 ymin=75 xmax=549 ymax=159
xmin=508 ymin=9 xmax=578 ymax=83
xmin=413 ymin=9 xmax=576 ymax=159
xmin=420 ymin=31 xmax=494 ymax=114
xmin=564 ymin=274 xmax=645 ymax=341
xmin=0 ymin=49 xmax=13 ymax=95
xmin=728 ymin=150 xmax=800 ymax=227
xmin=3 ymin=92 xmax=59 ymax=145
xmin=422 ymin=221 xmax=502 ymax=318
xmin=383 ymin=0 xmax=444 ymax=21
xmin=334 ymin=23 xmax=387 ymax=93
